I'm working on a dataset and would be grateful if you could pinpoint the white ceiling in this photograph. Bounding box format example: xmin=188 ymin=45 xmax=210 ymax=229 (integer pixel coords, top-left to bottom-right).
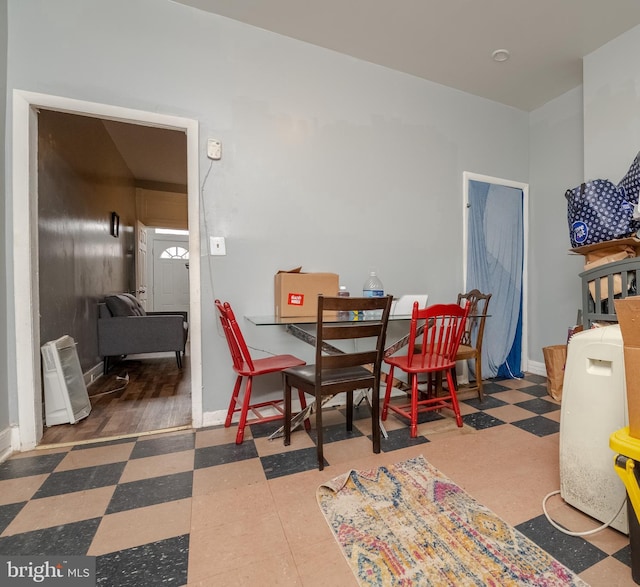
xmin=173 ymin=0 xmax=640 ymax=112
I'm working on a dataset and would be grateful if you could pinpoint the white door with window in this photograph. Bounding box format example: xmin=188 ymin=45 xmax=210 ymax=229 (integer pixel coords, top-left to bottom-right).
xmin=152 ymin=233 xmax=190 ymax=313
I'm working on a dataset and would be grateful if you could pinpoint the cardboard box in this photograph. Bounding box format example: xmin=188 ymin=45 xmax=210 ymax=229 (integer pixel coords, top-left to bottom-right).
xmin=571 ymin=236 xmax=640 ymax=263
xmin=274 ymin=268 xmax=339 ymax=318
xmin=586 ymin=250 xmax=634 ymax=299
xmin=614 ymin=298 xmax=640 ymax=438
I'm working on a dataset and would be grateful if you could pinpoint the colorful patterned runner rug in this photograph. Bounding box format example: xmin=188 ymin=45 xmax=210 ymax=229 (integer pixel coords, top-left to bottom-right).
xmin=317 ymin=455 xmax=589 ymax=586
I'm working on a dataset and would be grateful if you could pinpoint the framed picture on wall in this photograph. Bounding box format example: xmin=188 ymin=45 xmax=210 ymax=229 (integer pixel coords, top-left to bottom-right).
xmin=110 ymin=212 xmax=120 ymax=238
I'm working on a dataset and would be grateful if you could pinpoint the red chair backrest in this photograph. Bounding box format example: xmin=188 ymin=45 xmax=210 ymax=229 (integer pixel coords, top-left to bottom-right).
xmin=407 ymin=301 xmax=471 ymax=368
xmin=215 ymin=300 xmax=255 ymax=372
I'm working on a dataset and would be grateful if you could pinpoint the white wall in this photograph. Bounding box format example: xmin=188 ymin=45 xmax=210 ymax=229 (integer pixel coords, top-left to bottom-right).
xmin=528 ymin=23 xmax=640 ymax=369
xmin=5 ymin=0 xmax=530 ymax=415
xmin=0 ymin=0 xmax=10 ymax=457
xmin=584 ymin=24 xmax=640 ymax=181
xmin=528 ymin=87 xmax=585 ymax=365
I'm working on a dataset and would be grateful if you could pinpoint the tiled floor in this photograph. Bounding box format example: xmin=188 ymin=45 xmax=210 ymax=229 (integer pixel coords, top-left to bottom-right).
xmin=0 ymin=374 xmax=636 ymax=586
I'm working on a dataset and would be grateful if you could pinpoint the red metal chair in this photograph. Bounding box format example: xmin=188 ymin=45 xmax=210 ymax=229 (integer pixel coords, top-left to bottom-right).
xmin=382 ymin=301 xmax=471 ymax=437
xmin=215 ymin=300 xmax=308 ymax=444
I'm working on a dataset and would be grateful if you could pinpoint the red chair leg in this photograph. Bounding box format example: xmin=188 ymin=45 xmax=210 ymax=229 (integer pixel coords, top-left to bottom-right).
xmin=225 ymin=375 xmax=243 ymax=428
xmin=446 ymin=369 xmax=463 ymax=427
xmin=410 ymin=373 xmax=419 ymax=438
xmin=235 ymin=376 xmax=254 ymax=444
xmin=382 ymin=366 xmax=395 ymax=420
xmin=298 ymin=389 xmax=311 ymax=431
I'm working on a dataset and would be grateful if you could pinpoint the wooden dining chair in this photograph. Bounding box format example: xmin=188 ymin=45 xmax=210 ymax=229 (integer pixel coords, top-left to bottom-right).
xmin=455 ymin=289 xmax=492 ymax=401
xmin=215 ymin=299 xmax=309 ymax=445
xmin=382 ymin=301 xmax=470 ymax=437
xmin=282 ymin=294 xmax=393 ymax=470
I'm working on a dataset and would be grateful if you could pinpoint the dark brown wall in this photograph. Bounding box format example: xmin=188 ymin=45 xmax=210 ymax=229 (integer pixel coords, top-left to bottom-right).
xmin=38 ymin=110 xmax=137 ymax=371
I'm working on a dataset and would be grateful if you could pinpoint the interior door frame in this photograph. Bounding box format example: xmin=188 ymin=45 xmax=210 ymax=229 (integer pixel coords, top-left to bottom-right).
xmin=12 ymin=90 xmax=203 ymax=450
xmin=462 ymin=171 xmax=529 ymax=374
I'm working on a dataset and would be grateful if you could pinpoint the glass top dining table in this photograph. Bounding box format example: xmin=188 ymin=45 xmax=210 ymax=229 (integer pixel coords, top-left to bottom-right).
xmin=245 ymin=313 xmax=486 ymax=348
xmin=245 ymin=313 xmax=414 ymax=326
xmin=244 ymin=313 xmax=420 ymax=366
xmin=244 ymin=312 xmax=417 ymax=441
xmin=244 ymin=311 xmax=486 ymax=440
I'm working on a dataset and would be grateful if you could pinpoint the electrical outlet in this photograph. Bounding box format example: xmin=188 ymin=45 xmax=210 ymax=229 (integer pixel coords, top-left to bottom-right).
xmin=207 ymin=139 xmax=222 ymax=160
xmin=210 ymin=236 xmax=226 ymax=255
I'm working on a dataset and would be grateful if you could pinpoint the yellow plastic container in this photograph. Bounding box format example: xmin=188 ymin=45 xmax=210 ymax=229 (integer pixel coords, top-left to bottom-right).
xmin=610 ymin=427 xmax=640 ymax=584
xmin=611 ymin=428 xmax=640 ymax=518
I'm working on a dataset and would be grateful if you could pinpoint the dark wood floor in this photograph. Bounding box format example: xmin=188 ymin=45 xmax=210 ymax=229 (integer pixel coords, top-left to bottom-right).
xmin=39 ymin=354 xmax=192 ymax=446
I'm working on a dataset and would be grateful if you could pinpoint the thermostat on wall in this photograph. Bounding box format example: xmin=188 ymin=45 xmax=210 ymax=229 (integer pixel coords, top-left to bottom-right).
xmin=207 ymin=139 xmax=222 ymax=160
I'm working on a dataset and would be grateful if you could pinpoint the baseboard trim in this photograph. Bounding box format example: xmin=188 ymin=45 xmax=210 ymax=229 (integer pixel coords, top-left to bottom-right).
xmin=201 ymin=410 xmax=226 ymax=428
xmin=0 ymin=426 xmax=16 ymax=463
xmin=200 ymin=367 xmax=555 ymax=432
xmin=527 ymin=360 xmax=546 ymax=377
xmin=200 ymin=386 xmax=408 ymax=429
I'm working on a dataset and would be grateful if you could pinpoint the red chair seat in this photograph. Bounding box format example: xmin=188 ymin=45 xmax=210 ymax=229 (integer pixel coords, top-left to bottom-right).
xmin=234 ymin=355 xmax=305 ymax=376
xmin=386 ymin=353 xmax=455 ymax=373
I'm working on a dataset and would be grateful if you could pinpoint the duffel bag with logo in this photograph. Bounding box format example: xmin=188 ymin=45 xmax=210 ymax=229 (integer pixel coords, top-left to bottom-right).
xmin=566 ymin=179 xmax=639 ymax=248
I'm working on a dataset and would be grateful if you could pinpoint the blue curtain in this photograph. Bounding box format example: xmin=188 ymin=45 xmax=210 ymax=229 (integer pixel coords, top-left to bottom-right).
xmin=497 ymin=294 xmax=523 ymax=378
xmin=467 ymin=180 xmax=523 ymax=379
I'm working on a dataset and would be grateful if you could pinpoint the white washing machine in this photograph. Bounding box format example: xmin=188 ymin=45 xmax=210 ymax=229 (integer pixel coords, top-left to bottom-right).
xmin=559 ymin=324 xmax=629 ymax=534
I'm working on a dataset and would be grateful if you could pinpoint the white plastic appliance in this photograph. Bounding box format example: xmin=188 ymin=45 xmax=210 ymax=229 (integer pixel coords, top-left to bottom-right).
xmin=559 ymin=324 xmax=628 ymax=533
xmin=41 ymin=335 xmax=92 ymax=426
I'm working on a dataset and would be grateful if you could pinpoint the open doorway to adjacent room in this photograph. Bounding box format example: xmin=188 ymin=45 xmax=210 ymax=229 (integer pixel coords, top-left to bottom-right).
xmin=12 ymin=91 xmax=202 ymax=450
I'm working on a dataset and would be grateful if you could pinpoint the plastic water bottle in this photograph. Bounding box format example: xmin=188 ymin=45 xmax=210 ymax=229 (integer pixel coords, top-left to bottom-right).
xmin=363 ymin=271 xmax=384 ymax=319
xmin=337 ymin=285 xmax=351 ymax=321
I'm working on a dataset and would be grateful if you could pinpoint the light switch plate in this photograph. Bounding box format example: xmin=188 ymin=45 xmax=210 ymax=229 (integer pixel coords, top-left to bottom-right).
xmin=210 ymin=236 xmax=226 ymax=255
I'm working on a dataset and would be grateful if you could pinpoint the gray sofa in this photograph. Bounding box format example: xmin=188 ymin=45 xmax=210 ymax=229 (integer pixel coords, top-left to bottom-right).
xmin=97 ymin=293 xmax=188 ymax=374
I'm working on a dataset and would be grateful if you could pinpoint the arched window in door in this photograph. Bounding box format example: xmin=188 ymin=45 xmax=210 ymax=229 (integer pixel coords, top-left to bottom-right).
xmin=160 ymin=246 xmax=189 ymax=260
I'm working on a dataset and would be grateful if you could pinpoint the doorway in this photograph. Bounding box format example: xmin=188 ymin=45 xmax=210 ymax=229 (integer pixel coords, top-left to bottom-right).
xmin=12 ymin=90 xmax=203 ymax=451
xmin=462 ymin=172 xmax=529 ymax=378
